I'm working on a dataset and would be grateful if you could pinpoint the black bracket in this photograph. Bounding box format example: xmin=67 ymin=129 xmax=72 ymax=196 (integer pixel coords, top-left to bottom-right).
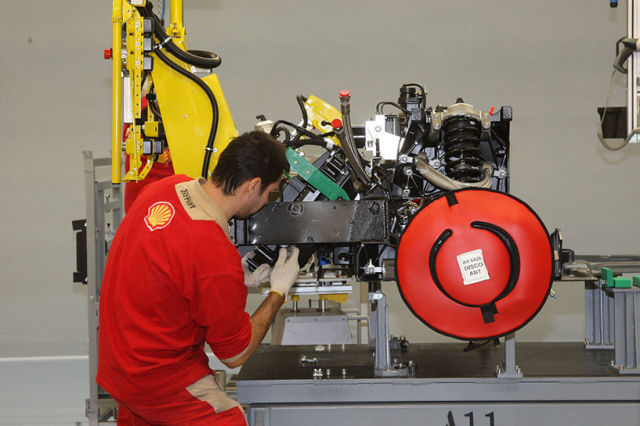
xmin=72 ymin=219 xmax=87 ymax=284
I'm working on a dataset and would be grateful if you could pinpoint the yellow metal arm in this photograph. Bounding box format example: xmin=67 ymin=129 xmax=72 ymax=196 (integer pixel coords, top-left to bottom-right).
xmin=111 ymin=2 xmax=123 ymax=184
xmin=169 ymin=0 xmax=186 ymax=43
xmin=110 ymin=0 xmax=237 ymax=183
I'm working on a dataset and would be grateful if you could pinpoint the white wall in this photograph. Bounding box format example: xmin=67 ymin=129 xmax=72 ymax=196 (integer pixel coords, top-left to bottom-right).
xmin=1 ymin=0 xmax=639 ymax=357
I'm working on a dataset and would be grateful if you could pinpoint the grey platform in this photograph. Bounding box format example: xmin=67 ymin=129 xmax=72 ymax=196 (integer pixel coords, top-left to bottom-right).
xmin=235 ymin=342 xmax=640 ymax=426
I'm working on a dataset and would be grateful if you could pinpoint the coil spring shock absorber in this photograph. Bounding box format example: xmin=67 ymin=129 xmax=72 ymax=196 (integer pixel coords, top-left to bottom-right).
xmin=442 ymin=111 xmax=483 ymax=182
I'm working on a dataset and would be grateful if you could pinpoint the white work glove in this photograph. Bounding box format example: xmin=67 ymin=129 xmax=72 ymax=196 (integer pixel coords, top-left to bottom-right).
xmin=268 ymin=246 xmax=300 ymax=299
xmin=241 ymin=252 xmax=271 ymax=288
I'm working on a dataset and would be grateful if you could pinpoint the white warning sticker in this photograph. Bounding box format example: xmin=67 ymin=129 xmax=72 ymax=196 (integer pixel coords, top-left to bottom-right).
xmin=456 ymin=249 xmax=490 ymax=285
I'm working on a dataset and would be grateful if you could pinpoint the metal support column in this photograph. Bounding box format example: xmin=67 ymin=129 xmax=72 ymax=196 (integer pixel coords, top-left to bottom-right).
xmin=83 ymin=151 xmax=122 ymax=425
xmin=627 ymin=0 xmax=640 ymax=142
xmin=369 ymin=284 xmax=407 ymax=377
xmin=497 ymin=333 xmax=523 ymax=378
xmin=585 ymin=279 xmax=615 ymax=349
xmin=611 ymin=287 xmax=640 ymax=374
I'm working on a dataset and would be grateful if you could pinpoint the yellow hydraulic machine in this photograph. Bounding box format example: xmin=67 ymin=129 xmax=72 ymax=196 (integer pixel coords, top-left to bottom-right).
xmin=109 ymin=0 xmax=237 ymax=184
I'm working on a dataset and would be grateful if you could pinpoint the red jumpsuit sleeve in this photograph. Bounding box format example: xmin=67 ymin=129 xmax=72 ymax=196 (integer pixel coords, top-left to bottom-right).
xmin=179 ymin=223 xmax=252 ymax=360
xmin=190 ymin=272 xmax=252 ymax=360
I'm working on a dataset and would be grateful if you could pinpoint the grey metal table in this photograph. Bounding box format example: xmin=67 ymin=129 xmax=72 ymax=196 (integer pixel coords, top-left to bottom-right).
xmin=235 ymin=342 xmax=640 ymax=426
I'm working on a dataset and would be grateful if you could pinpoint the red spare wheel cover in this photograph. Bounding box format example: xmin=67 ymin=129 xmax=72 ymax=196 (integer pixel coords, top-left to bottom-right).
xmin=396 ymin=188 xmax=553 ymax=340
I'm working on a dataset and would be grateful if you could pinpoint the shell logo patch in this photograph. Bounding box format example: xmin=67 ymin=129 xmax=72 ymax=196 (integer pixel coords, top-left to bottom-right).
xmin=144 ymin=201 xmax=175 ymax=231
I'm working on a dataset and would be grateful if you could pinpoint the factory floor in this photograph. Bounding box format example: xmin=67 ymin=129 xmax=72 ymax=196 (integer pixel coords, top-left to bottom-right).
xmin=0 ymin=356 xmax=89 ymax=425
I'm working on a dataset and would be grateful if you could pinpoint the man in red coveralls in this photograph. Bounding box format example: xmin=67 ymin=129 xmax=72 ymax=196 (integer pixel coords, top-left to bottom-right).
xmin=97 ymin=131 xmax=299 ymax=425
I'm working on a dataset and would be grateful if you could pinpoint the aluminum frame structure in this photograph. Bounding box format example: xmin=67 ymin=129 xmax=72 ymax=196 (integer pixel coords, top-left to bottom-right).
xmin=589 ymin=284 xmax=640 ymax=374
xmin=82 ymin=152 xmax=121 ymax=425
xmin=627 ymin=0 xmax=640 ymax=142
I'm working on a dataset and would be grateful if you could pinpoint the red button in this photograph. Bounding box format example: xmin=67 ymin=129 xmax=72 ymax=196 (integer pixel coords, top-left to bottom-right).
xmin=104 ymin=48 xmax=112 ymax=60
xmin=331 ymin=118 xmax=343 ymax=129
xmin=339 ymin=90 xmax=350 ymax=98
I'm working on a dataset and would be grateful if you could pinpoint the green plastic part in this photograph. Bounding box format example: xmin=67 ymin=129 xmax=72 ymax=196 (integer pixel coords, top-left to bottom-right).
xmin=614 ymin=277 xmax=632 ymax=288
xmin=285 ymin=148 xmax=350 ymax=201
xmin=633 ymin=276 xmax=640 ymax=288
xmin=601 ymin=267 xmax=614 ymax=287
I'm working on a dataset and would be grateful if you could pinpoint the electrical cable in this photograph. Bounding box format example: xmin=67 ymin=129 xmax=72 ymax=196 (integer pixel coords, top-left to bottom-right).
xmin=288 ymin=139 xmax=336 ymax=150
xmin=463 ymin=338 xmax=500 ymax=352
xmin=614 ymin=37 xmax=639 ymax=74
xmin=269 ymin=118 xmax=337 ymax=150
xmin=272 ymin=126 xmax=292 ymax=143
xmin=142 ymin=4 xmax=222 ymax=69
xmin=291 ymin=95 xmax=309 ymax=142
xmin=485 ymin=134 xmax=500 ymax=169
xmin=370 ymin=165 xmax=400 ymax=213
xmin=148 ymin=98 xmax=162 ymax=120
xmin=489 ymin=128 xmax=507 ymax=148
xmin=137 ymin=5 xmax=221 ymax=177
xmin=401 ymin=83 xmax=427 ymax=106
xmin=271 ymin=95 xmax=336 ymax=149
xmin=376 ymin=101 xmax=409 ymax=115
xmin=597 ymin=68 xmax=637 ymax=151
xmin=154 ymin=48 xmax=219 ymax=177
xmin=386 ymin=129 xmax=409 ymax=207
xmin=271 ymin=120 xmax=336 ymax=142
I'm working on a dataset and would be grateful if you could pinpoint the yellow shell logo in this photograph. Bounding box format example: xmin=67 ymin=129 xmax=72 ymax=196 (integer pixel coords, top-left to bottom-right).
xmin=144 ymin=202 xmax=175 ymax=231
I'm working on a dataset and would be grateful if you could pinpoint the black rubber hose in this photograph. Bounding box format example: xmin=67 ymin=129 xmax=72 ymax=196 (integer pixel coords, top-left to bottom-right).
xmin=270 ymin=120 xmax=319 ymax=140
xmin=376 ymin=101 xmax=409 ymax=115
xmin=164 ymin=40 xmax=222 ymax=69
xmin=141 ymin=5 xmax=222 ymax=69
xmin=401 ymin=83 xmax=427 ymax=106
xmin=270 ymin=120 xmax=336 ymax=150
xmin=291 ymin=95 xmax=309 ymax=142
xmin=187 ymin=49 xmax=222 ymax=65
xmin=272 ymin=126 xmax=292 ymax=143
xmin=288 ymin=138 xmax=335 ymax=150
xmin=154 ymin=48 xmax=219 ymax=178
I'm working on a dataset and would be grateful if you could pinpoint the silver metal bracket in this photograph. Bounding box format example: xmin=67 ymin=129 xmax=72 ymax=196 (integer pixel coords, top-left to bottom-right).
xmin=369 ymin=289 xmax=408 ymax=377
xmin=496 ymin=333 xmax=523 ymax=379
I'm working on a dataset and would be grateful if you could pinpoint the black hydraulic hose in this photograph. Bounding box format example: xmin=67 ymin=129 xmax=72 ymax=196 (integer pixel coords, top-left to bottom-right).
xmin=141 ymin=5 xmax=222 ymax=69
xmin=291 ymin=95 xmax=309 ymax=142
xmin=154 ymin=48 xmax=219 ymax=178
xmin=270 ymin=120 xmax=319 ymax=140
xmin=187 ymin=49 xmax=222 ymax=66
xmin=401 ymin=83 xmax=427 ymax=106
xmin=376 ymin=101 xmax=409 ymax=115
xmin=163 ymin=38 xmax=222 ymax=69
xmin=272 ymin=126 xmax=292 ymax=143
xmin=288 ymin=138 xmax=335 ymax=150
xmin=337 ymin=92 xmax=372 ymax=187
xmin=270 ymin=119 xmax=337 ymax=150
xmin=136 ymin=4 xmax=220 ymax=176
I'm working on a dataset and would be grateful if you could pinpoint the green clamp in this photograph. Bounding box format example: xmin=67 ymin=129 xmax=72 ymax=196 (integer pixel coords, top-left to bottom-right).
xmin=613 ymin=277 xmax=632 ymax=288
xmin=601 ymin=267 xmax=614 ymax=287
xmin=285 ymin=148 xmax=350 ymax=201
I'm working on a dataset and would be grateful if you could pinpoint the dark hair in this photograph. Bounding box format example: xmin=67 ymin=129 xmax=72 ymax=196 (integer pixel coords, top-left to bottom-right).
xmin=211 ymin=131 xmax=289 ymax=195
